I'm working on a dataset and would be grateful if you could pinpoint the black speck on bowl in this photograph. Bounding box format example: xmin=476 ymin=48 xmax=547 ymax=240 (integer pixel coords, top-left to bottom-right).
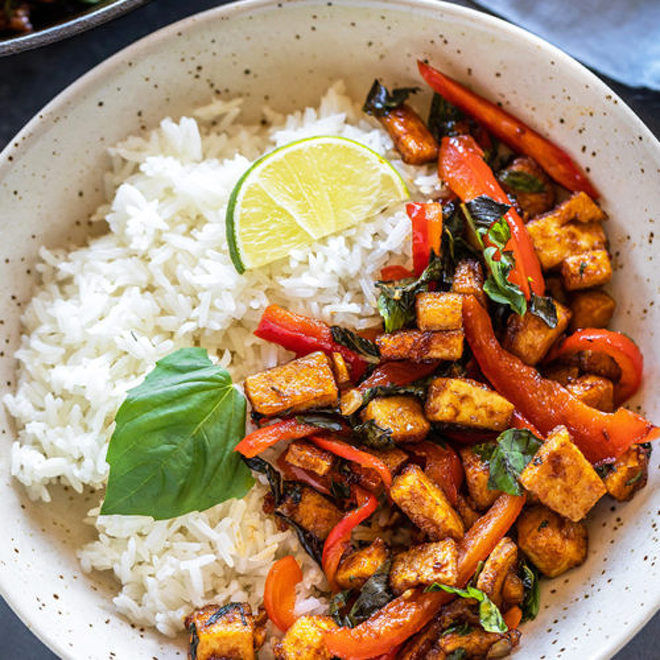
xmin=0 ymin=0 xmax=150 ymax=56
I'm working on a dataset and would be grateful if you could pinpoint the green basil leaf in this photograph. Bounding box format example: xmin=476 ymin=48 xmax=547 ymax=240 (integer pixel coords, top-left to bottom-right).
xmin=480 ymin=428 xmax=544 ymax=496
xmin=363 ymin=80 xmax=419 ymax=116
xmin=331 ymin=326 xmax=380 ymax=361
xmin=521 ymin=561 xmax=540 ymax=622
xmin=427 ymin=92 xmax=464 ymax=141
xmin=348 ymin=560 xmax=394 ymax=625
xmin=361 ymin=381 xmax=428 ymax=408
xmin=426 ymin=584 xmax=507 ymax=633
xmin=446 ymin=650 xmax=468 ymax=660
xmin=296 ymin=414 xmax=344 ymax=432
xmin=442 ymin=622 xmax=474 ymax=637
xmin=497 ymin=169 xmax=546 ymax=193
xmin=529 ymin=293 xmax=558 ymax=328
xmin=465 ymin=196 xmax=511 ymax=229
xmin=101 ymin=348 xmax=253 ymax=519
xmin=242 ymin=456 xmax=282 ymax=505
xmin=329 ymin=589 xmax=354 ymax=627
xmin=352 ymin=418 xmax=395 ymax=449
xmin=594 ymin=461 xmax=616 ymax=479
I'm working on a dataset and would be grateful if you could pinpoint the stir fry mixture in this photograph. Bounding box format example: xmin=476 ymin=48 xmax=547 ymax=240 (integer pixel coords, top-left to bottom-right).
xmin=173 ymin=62 xmax=657 ymax=659
xmin=0 ymin=0 xmax=99 ymax=35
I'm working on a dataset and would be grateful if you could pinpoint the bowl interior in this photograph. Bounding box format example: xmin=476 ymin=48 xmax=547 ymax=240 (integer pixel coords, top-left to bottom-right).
xmin=0 ymin=1 xmax=658 ymax=658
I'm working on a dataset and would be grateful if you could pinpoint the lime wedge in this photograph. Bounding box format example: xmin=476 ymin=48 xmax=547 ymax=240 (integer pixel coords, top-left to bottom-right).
xmin=226 ymin=136 xmax=409 ymax=272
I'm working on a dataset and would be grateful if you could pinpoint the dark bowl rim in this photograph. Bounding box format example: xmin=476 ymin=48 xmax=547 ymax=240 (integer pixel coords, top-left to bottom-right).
xmin=0 ymin=0 xmax=150 ymax=56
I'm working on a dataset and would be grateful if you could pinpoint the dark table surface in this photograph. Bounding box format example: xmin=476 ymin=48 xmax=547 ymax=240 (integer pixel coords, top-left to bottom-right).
xmin=0 ymin=0 xmax=658 ymax=658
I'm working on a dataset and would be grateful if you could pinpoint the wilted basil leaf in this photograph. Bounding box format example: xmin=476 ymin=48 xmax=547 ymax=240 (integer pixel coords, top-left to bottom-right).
xmin=442 ymin=622 xmax=474 ymax=636
xmin=446 ymin=650 xmax=468 ymax=660
xmin=361 ymin=381 xmax=428 ymax=407
xmin=352 ymin=419 xmax=394 ymax=449
xmin=465 ymin=196 xmax=512 ymax=229
xmin=101 ymin=348 xmax=253 ymax=519
xmin=427 ymin=93 xmax=464 ymax=141
xmin=363 ymin=80 xmax=419 ymax=116
xmin=498 ymin=169 xmax=546 ymax=193
xmin=296 ymin=414 xmax=345 ymax=432
xmin=329 ymin=590 xmax=353 ymax=627
xmin=242 ymin=456 xmax=282 ymax=505
xmin=529 ymin=293 xmax=558 ymax=328
xmin=349 ymin=560 xmax=394 ymax=625
xmin=521 ymin=561 xmax=540 ymax=622
xmin=331 ymin=326 xmax=380 ymax=361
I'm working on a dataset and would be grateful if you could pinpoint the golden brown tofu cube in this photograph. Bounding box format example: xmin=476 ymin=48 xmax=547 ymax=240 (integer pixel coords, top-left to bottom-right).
xmin=363 ymin=446 xmax=409 ymax=474
xmin=519 ymin=426 xmax=606 ymax=521
xmin=185 ymin=602 xmax=261 ymax=660
xmin=244 ymin=351 xmax=338 ymax=416
xmin=517 ymin=505 xmax=588 ymax=577
xmin=565 ymin=375 xmax=614 ymax=412
xmin=425 ymin=378 xmax=514 ymax=431
xmin=331 ymin=352 xmax=352 ymax=389
xmin=390 ymin=464 xmax=465 ymax=541
xmin=561 ymin=249 xmax=612 ymax=291
xmin=273 ymin=615 xmax=338 ymax=660
xmin=277 ymin=485 xmax=343 ymax=541
xmin=451 ymin=258 xmax=487 ymax=308
xmin=502 ymin=571 xmax=525 ymax=607
xmin=526 ymin=192 xmax=607 ymax=270
xmin=602 ymin=444 xmax=651 ymax=502
xmin=389 ymin=539 xmax=459 ymax=595
xmin=476 ymin=537 xmax=518 ymax=608
xmin=376 ymin=329 xmax=464 ymax=362
xmin=459 ymin=446 xmax=502 ymax=510
xmin=545 ymin=275 xmax=569 ymax=305
xmin=455 ymin=494 xmax=481 ymax=529
xmin=335 ymin=538 xmax=389 ymax=590
xmin=416 ymin=292 xmax=464 ymax=331
xmin=502 ymin=300 xmax=572 ymax=365
xmin=569 ymin=289 xmax=616 ymax=332
xmin=361 ymin=395 xmax=430 ymax=443
xmin=439 ymin=629 xmax=521 ymax=657
xmin=284 ymin=440 xmax=335 ymax=476
xmin=543 ymin=364 xmax=579 ymax=386
xmin=339 ymin=388 xmax=363 ymax=416
xmin=577 ymin=349 xmax=622 ymax=382
xmin=377 ymin=105 xmax=439 ymax=165
xmin=498 ymin=156 xmax=556 ymax=219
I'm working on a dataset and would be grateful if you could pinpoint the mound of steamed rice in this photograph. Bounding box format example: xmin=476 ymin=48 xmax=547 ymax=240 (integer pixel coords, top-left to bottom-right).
xmin=2 ymin=82 xmax=442 ymax=642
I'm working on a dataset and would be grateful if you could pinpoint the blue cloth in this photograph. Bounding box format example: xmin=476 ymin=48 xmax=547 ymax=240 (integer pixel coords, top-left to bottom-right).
xmin=476 ymin=0 xmax=660 ymax=90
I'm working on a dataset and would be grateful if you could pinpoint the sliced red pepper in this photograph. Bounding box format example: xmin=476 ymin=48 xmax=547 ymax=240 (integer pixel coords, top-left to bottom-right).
xmin=235 ymin=419 xmax=319 ymax=458
xmin=511 ymin=410 xmax=543 ymax=437
xmin=276 ymin=453 xmax=333 ymax=496
xmin=547 ymin=328 xmax=643 ymax=405
xmin=439 ymin=134 xmax=544 ymax=298
xmin=442 ymin=428 xmax=499 ymax=446
xmin=264 ymin=555 xmax=302 ymax=632
xmin=418 ymin=60 xmax=599 ymax=198
xmin=310 ymin=436 xmax=392 ymax=489
xmin=380 ymin=264 xmax=414 ymax=281
xmin=324 ymin=493 xmax=525 ymax=658
xmin=254 ymin=305 xmax=367 ymax=380
xmin=462 ymin=295 xmax=658 ymax=463
xmin=407 ymin=202 xmax=443 ymax=277
xmin=322 ymin=486 xmax=378 ymax=591
xmin=408 ymin=441 xmax=463 ymax=506
xmin=357 ymin=361 xmax=438 ymax=393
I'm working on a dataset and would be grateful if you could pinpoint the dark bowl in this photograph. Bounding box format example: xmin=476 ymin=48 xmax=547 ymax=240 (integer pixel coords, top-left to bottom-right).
xmin=0 ymin=0 xmax=149 ymax=55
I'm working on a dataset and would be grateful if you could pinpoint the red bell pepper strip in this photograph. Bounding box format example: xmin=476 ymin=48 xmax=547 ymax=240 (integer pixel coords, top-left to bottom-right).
xmin=511 ymin=410 xmax=543 ymax=437
xmin=380 ymin=264 xmax=414 ymax=281
xmin=408 ymin=441 xmax=463 ymax=506
xmin=264 ymin=555 xmax=302 ymax=632
xmin=324 ymin=493 xmax=525 ymax=658
xmin=418 ymin=60 xmax=599 ymax=198
xmin=276 ymin=453 xmax=333 ymax=496
xmin=235 ymin=419 xmax=319 ymax=458
xmin=547 ymin=329 xmax=643 ymax=405
xmin=357 ymin=361 xmax=438 ymax=393
xmin=322 ymin=486 xmax=378 ymax=591
xmin=310 ymin=436 xmax=392 ymax=489
xmin=407 ymin=202 xmax=443 ymax=277
xmin=462 ymin=295 xmax=658 ymax=463
xmin=254 ymin=305 xmax=367 ymax=380
xmin=439 ymin=134 xmax=544 ymax=299
xmin=503 ymin=605 xmax=523 ymax=631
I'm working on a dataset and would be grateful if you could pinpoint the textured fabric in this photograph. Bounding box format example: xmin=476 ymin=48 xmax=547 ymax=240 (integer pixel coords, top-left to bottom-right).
xmin=476 ymin=0 xmax=660 ymax=90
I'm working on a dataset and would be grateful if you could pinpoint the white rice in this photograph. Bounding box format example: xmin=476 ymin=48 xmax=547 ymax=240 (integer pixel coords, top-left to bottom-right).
xmin=2 ymin=82 xmax=440 ymax=641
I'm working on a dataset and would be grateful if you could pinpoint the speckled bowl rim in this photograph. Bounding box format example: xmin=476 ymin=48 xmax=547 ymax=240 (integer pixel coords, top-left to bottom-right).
xmin=0 ymin=0 xmax=658 ymax=658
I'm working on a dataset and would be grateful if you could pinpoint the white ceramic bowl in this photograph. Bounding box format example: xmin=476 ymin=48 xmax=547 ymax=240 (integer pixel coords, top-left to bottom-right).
xmin=0 ymin=1 xmax=658 ymax=658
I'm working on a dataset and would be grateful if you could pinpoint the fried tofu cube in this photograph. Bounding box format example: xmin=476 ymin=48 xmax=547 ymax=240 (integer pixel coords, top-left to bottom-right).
xmin=498 ymin=156 xmax=556 ymax=219
xmin=519 ymin=426 xmax=606 ymax=521
xmin=569 ymin=289 xmax=616 ymax=332
xmin=377 ymin=104 xmax=439 ymax=165
xmin=335 ymin=538 xmax=389 ymax=590
xmin=425 ymin=378 xmax=514 ymax=431
xmin=390 ymin=464 xmax=464 ymax=540
xmin=459 ymin=446 xmax=502 ymax=510
xmin=517 ymin=505 xmax=588 ymax=577
xmin=502 ymin=571 xmax=525 ymax=607
xmin=185 ymin=603 xmax=262 ymax=660
xmin=544 ymin=275 xmax=569 ymax=305
xmin=339 ymin=388 xmax=363 ymax=416
xmin=565 ymin=375 xmax=614 ymax=412
xmin=361 ymin=395 xmax=430 ymax=443
xmin=526 ymin=192 xmax=607 ymax=270
xmin=451 ymin=258 xmax=487 ymax=308
xmin=578 ymin=349 xmax=622 ymax=382
xmin=602 ymin=444 xmax=651 ymax=502
xmin=273 ymin=615 xmax=338 ymax=660
xmin=277 ymin=485 xmax=343 ymax=541
xmin=502 ymin=300 xmax=572 ymax=365
xmin=561 ymin=249 xmax=612 ymax=291
xmin=389 ymin=539 xmax=459 ymax=595
xmin=244 ymin=351 xmax=338 ymax=416
xmin=376 ymin=329 xmax=464 ymax=362
xmin=455 ymin=494 xmax=481 ymax=529
xmin=543 ymin=364 xmax=579 ymax=385
xmin=363 ymin=446 xmax=409 ymax=474
xmin=284 ymin=440 xmax=335 ymax=476
xmin=439 ymin=629 xmax=521 ymax=658
xmin=416 ymin=292 xmax=464 ymax=331
xmin=331 ymin=352 xmax=352 ymax=389
xmin=476 ymin=537 xmax=518 ymax=608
